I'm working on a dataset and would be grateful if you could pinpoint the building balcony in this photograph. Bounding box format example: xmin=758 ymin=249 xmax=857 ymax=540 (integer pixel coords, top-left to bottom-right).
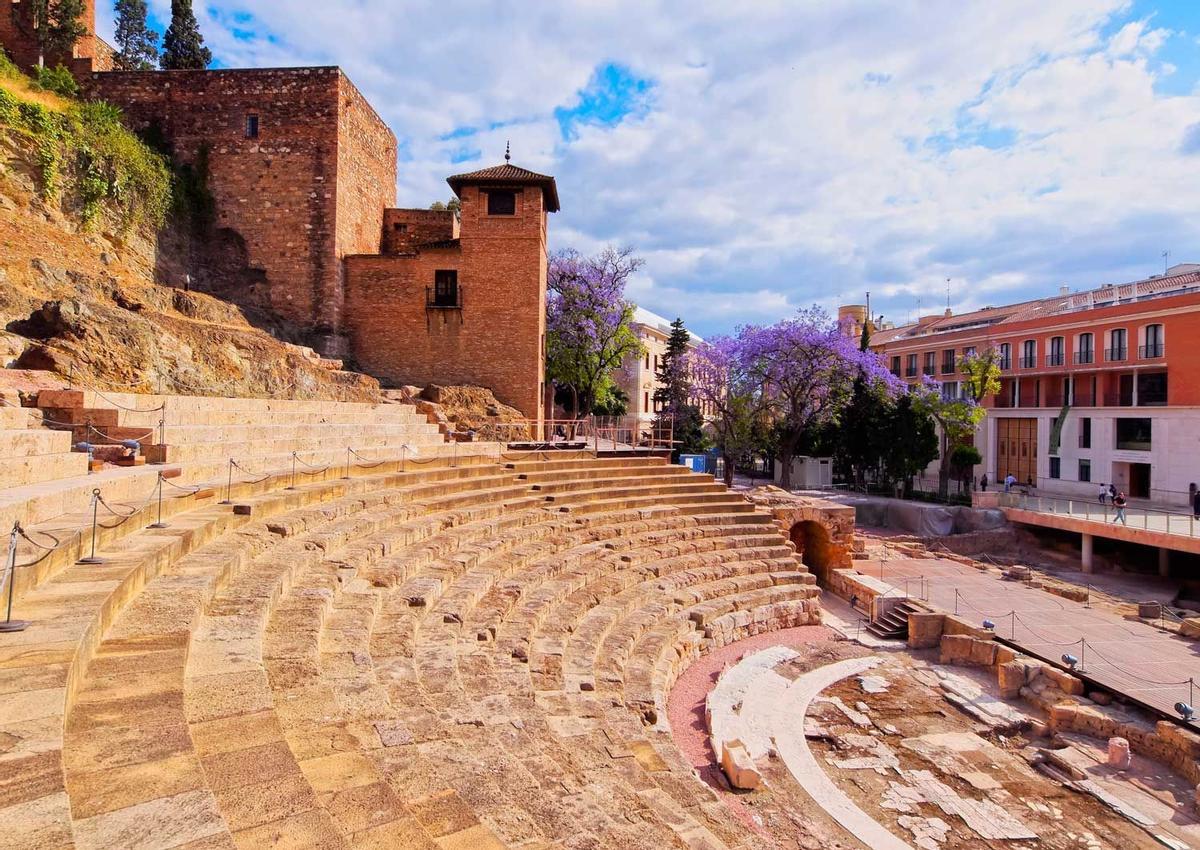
xmin=426 ymin=285 xmax=463 ymax=309
xmin=1045 ymin=353 xmax=1065 ymax=367
xmin=992 ymin=395 xmax=1014 ymax=409
xmin=1018 ymin=356 xmax=1037 ymax=369
xmin=1103 ymin=393 xmax=1134 ymax=407
xmin=1072 ymin=392 xmax=1096 ymax=407
xmin=1073 ymin=351 xmax=1094 ymax=365
xmin=905 ymin=367 xmax=918 ymax=378
xmin=941 ymin=362 xmax=956 ymax=375
xmin=1139 ymin=343 xmax=1165 ymax=360
xmin=998 ymin=358 xmax=1011 ymax=371
xmin=1044 ymin=392 xmax=1064 ymax=407
xmin=1105 ymin=347 xmax=1127 ymax=362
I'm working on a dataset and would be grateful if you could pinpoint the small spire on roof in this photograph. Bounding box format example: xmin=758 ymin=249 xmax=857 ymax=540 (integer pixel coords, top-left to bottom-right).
xmin=504 ymin=141 xmax=511 ymax=163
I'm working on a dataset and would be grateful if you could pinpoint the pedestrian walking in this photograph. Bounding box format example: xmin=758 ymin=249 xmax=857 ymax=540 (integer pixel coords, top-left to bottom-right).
xmin=980 ymin=474 xmax=988 ymax=492
xmin=1192 ymin=488 xmax=1200 ymax=521
xmin=1112 ymin=491 xmax=1128 ymax=525
xmin=1004 ymin=473 xmax=1016 ymax=493
xmin=1098 ymin=484 xmax=1107 ymax=505
xmin=1109 ymin=483 xmax=1117 ymax=502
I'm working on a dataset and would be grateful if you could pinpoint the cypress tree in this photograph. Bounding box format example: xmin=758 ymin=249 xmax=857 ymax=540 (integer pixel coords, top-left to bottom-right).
xmin=114 ymin=0 xmax=159 ymax=70
xmin=653 ymin=317 xmax=706 ymax=457
xmin=160 ymin=0 xmax=211 ymax=70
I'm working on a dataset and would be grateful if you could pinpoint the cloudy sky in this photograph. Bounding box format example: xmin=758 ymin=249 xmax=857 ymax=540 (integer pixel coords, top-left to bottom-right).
xmin=98 ymin=1 xmax=1200 ymax=336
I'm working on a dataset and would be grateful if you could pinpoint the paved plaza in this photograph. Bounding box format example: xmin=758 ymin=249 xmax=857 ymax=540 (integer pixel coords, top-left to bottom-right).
xmin=875 ymin=554 xmax=1200 ymax=720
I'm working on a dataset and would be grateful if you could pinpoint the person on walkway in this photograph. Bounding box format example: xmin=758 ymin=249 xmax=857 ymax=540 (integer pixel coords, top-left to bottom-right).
xmin=1004 ymin=473 xmax=1016 ymax=493
xmin=1098 ymin=484 xmax=1108 ymax=505
xmin=1112 ymin=491 xmax=1128 ymax=525
xmin=1109 ymin=483 xmax=1118 ymax=502
xmin=1192 ymin=487 xmax=1200 ymax=521
xmin=980 ymin=474 xmax=988 ymax=492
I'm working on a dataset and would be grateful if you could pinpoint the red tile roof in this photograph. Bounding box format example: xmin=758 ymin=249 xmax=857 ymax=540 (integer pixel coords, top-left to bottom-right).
xmin=447 ymin=163 xmax=561 ymax=212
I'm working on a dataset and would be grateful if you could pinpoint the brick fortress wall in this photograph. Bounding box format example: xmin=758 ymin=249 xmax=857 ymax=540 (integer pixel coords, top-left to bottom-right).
xmin=83 ymin=67 xmax=396 ymax=342
xmin=344 ymin=183 xmax=548 ymax=418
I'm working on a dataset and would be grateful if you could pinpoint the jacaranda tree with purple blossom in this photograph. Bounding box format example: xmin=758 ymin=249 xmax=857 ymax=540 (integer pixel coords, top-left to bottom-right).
xmin=742 ymin=307 xmax=900 ymax=490
xmin=689 ymin=335 xmax=770 ymax=485
xmin=546 ymin=246 xmax=644 ymax=418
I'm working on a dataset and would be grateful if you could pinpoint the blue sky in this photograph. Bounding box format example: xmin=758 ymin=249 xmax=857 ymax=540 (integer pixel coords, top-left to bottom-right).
xmin=96 ymin=1 xmax=1200 ymax=337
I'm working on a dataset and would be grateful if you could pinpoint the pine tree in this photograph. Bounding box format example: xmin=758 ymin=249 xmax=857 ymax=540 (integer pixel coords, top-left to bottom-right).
xmin=21 ymin=0 xmax=88 ymax=68
xmin=114 ymin=0 xmax=159 ymax=71
xmin=160 ymin=0 xmax=211 ymax=70
xmin=653 ymin=318 xmax=706 ymax=457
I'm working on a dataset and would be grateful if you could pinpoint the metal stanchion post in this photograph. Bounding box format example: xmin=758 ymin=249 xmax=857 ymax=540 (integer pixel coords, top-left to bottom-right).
xmin=1010 ymin=611 xmax=1016 ymax=640
xmin=78 ymin=489 xmax=106 ymax=565
xmin=453 ymin=440 xmax=459 ymax=469
xmin=401 ymin=444 xmax=408 ymax=473
xmin=288 ymin=453 xmax=297 ymax=490
xmin=344 ymin=447 xmax=352 ymax=480
xmin=0 ymin=524 xmax=29 ymax=632
xmin=148 ymin=472 xmax=167 ymax=529
xmin=954 ymin=589 xmax=959 ymax=615
xmin=220 ymin=459 xmax=234 ymax=505
xmin=1080 ymin=638 xmax=1087 ymax=673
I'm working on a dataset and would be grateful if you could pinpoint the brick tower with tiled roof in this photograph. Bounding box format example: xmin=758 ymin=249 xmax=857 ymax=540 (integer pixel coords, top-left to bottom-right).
xmin=343 ymin=148 xmax=560 ymax=421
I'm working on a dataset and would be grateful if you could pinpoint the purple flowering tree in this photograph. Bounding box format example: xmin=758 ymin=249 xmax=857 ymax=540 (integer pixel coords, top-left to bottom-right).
xmin=546 ymin=246 xmax=644 ymax=418
xmin=689 ymin=335 xmax=770 ymax=485
xmin=742 ymin=307 xmax=899 ymax=490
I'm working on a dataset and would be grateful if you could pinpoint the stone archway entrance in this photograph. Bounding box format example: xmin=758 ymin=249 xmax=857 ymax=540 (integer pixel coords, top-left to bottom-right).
xmin=791 ymin=520 xmax=835 ymax=575
xmin=744 ymin=487 xmax=855 ymax=587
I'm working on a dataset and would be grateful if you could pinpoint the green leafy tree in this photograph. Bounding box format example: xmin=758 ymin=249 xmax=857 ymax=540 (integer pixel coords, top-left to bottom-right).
xmin=912 ymin=348 xmax=1001 ymax=499
xmin=114 ymin=0 xmax=159 ymax=70
xmin=19 ymin=0 xmax=88 ymax=68
xmin=835 ymin=375 xmax=892 ymax=487
xmin=160 ymin=0 xmax=211 ymax=70
xmin=950 ymin=444 xmax=983 ymax=493
xmin=429 ymin=198 xmax=461 ymax=213
xmin=881 ymin=395 xmax=939 ymax=494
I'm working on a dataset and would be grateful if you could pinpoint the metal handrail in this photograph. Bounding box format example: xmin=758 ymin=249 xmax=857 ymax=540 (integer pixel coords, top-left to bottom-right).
xmin=1001 ymin=492 xmax=1200 ymax=537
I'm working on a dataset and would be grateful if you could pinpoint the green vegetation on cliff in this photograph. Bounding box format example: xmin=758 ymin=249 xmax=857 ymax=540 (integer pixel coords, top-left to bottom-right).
xmin=0 ymin=49 xmax=170 ymax=231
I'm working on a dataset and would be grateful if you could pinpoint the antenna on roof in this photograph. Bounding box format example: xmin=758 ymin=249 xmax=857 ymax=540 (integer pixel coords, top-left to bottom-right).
xmin=1163 ymin=249 xmax=1171 ymax=275
xmin=946 ymin=278 xmax=951 ymax=312
xmin=504 ymin=141 xmax=511 ymax=163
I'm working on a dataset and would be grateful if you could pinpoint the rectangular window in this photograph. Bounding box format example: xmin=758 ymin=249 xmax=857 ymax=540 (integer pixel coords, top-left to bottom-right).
xmin=432 ymin=270 xmax=458 ymax=307
xmin=1047 ymin=337 xmax=1064 ymax=367
xmin=643 ymin=391 xmax=649 ymax=411
xmin=245 ymin=114 xmax=260 ymax=139
xmin=923 ymin=352 xmax=936 ymax=375
xmin=998 ymin=343 xmax=1011 ymax=370
xmin=1075 ymin=333 xmax=1094 ymax=364
xmin=487 ymin=189 xmax=517 ymax=215
xmin=1137 ymin=371 xmax=1168 ymax=406
xmin=890 ymin=355 xmax=901 ymax=377
xmin=644 ymin=352 xmax=650 ymax=370
xmin=1115 ymin=417 xmax=1152 ymax=451
xmin=1079 ymin=459 xmax=1091 ymax=483
xmin=393 ymin=223 xmax=408 ymax=233
xmin=941 ymin=349 xmax=956 ymax=374
xmin=1078 ymin=416 xmax=1091 ymax=449
xmin=906 ymin=354 xmax=918 ymax=377
xmin=1021 ymin=339 xmax=1036 ymax=368
xmin=1140 ymin=324 xmax=1164 ymax=359
xmin=1107 ymin=328 xmax=1127 ymax=361
xmin=1049 ymin=457 xmax=1061 ymax=479
xmin=941 ymin=381 xmax=958 ymax=401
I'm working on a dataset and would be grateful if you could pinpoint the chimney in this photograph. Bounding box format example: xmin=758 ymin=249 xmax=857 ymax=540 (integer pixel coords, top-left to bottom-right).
xmin=1059 ymin=285 xmax=1070 ymax=296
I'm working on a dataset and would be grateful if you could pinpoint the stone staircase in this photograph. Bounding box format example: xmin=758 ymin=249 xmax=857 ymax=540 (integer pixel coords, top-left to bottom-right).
xmin=865 ymin=600 xmax=921 ymax=640
xmin=0 ymin=451 xmax=820 ymax=849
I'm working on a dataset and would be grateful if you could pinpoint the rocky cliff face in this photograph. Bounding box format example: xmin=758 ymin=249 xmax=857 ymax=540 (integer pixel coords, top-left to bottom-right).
xmin=0 ymin=132 xmax=380 ymax=401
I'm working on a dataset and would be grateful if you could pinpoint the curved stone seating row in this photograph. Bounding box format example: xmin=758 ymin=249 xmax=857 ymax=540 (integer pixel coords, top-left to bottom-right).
xmin=2 ymin=452 xmax=822 ymax=849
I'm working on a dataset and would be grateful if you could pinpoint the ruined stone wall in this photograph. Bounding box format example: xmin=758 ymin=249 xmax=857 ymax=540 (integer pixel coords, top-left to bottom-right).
xmin=344 ymin=184 xmax=547 ymax=418
xmin=84 ymin=67 xmax=394 ymax=339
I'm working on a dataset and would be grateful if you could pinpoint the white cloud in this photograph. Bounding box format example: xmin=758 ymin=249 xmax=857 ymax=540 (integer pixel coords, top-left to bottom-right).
xmin=93 ymin=1 xmax=1199 ymax=336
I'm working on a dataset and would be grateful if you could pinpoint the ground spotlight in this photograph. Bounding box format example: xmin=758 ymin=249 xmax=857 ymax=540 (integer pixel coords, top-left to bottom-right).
xmin=982 ymin=619 xmax=995 ymax=631
xmin=1062 ymin=654 xmax=1078 ymax=671
xmin=1176 ymin=702 xmax=1195 ymax=722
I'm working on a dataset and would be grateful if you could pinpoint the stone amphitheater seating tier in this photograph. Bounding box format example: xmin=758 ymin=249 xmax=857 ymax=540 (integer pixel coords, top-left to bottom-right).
xmin=0 ymin=392 xmax=448 ymax=538
xmin=0 ymin=451 xmax=820 ymax=849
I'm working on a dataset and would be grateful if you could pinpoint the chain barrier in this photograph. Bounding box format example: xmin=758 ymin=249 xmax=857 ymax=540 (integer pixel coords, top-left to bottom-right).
xmin=85 ymin=424 xmax=156 ymax=445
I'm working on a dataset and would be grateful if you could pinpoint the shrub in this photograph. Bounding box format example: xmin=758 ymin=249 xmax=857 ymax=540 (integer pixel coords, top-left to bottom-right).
xmin=33 ymin=65 xmax=79 ymax=98
xmin=0 ymin=66 xmax=170 ymax=231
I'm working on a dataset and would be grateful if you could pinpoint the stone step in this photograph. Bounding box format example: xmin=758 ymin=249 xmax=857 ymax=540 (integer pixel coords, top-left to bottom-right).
xmin=0 ymin=450 xmax=91 ymax=489
xmin=0 ymin=427 xmax=75 ymax=457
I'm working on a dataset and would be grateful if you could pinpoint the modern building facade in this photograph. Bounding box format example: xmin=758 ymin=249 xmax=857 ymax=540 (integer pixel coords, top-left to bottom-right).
xmin=865 ymin=264 xmax=1200 ymax=506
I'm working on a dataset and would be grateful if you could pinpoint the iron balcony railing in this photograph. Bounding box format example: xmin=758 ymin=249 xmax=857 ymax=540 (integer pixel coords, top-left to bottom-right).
xmin=1000 ymin=492 xmax=1199 ymax=538
xmin=1045 ymin=353 xmax=1065 ymax=367
xmin=426 ymin=285 xmax=463 ymax=309
xmin=1073 ymin=350 xmax=1094 ymax=365
xmin=1018 ymin=356 xmax=1037 ymax=368
xmin=941 ymin=361 xmax=956 ymax=375
xmin=1105 ymin=347 xmax=1128 ymax=362
xmin=1139 ymin=343 xmax=1165 ymax=359
xmin=998 ymin=357 xmax=1011 ymax=371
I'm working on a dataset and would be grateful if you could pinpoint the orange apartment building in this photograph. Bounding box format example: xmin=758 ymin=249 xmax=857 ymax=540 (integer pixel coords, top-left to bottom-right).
xmin=865 ymin=263 xmax=1200 ymax=506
